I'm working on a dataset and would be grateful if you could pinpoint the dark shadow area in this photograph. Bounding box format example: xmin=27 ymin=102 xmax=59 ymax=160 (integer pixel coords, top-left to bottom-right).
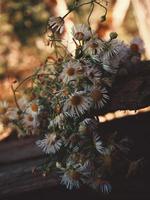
xmin=2 ymin=112 xmax=150 ymax=200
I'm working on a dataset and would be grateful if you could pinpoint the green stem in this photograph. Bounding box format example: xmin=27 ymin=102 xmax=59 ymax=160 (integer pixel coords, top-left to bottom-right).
xmin=11 ymin=84 xmax=22 ymax=112
xmin=87 ymin=2 xmax=95 ymax=36
xmin=62 ymin=1 xmax=95 ymax=19
xmin=95 ymin=1 xmax=107 ymax=16
xmin=14 ymin=74 xmax=36 ymax=92
xmin=62 ymin=0 xmax=107 ymax=20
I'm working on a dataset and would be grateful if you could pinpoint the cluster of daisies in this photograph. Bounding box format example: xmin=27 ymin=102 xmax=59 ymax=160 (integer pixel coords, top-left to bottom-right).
xmin=0 ymin=2 xmax=145 ymax=193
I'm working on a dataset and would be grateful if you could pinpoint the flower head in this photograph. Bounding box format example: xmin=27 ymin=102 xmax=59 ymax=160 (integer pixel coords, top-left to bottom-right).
xmin=63 ymin=91 xmax=92 ymax=117
xmin=49 ymin=113 xmax=65 ymax=128
xmin=102 ymin=57 xmax=120 ymax=74
xmin=21 ymin=113 xmax=39 ymax=130
xmin=60 ymin=61 xmax=85 ymax=83
xmin=84 ymin=38 xmax=104 ymax=55
xmin=101 ymin=39 xmax=124 ymax=60
xmin=36 ymin=133 xmax=62 ymax=154
xmin=72 ymin=24 xmax=91 ymax=41
xmin=48 ymin=16 xmax=64 ymax=34
xmin=90 ymin=86 xmax=109 ymax=109
xmin=0 ymin=101 xmax=8 ymax=114
xmin=130 ymin=37 xmax=144 ymax=53
xmin=86 ymin=66 xmax=102 ymax=83
xmin=5 ymin=107 xmax=19 ymax=121
xmin=61 ymin=170 xmax=80 ymax=190
xmin=92 ymin=179 xmax=112 ymax=193
xmin=93 ymin=134 xmax=104 ymax=153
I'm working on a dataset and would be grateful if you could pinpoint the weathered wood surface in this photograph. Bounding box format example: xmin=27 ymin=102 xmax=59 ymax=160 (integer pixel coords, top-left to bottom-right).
xmin=0 ymin=112 xmax=150 ymax=198
xmin=110 ymin=61 xmax=150 ymax=111
xmin=0 ymin=136 xmax=59 ymax=198
xmin=0 ymin=61 xmax=150 ymax=198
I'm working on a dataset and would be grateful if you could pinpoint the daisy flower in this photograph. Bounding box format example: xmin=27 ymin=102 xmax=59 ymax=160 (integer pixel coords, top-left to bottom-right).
xmin=77 ymin=160 xmax=93 ymax=176
xmin=80 ymin=118 xmax=99 ymax=132
xmin=93 ymin=134 xmax=104 ymax=153
xmin=49 ymin=113 xmax=65 ymax=128
xmin=92 ymin=179 xmax=112 ymax=193
xmin=102 ymin=57 xmax=120 ymax=74
xmin=90 ymin=86 xmax=109 ymax=108
xmin=48 ymin=16 xmax=64 ymax=34
xmin=60 ymin=61 xmax=77 ymax=83
xmin=0 ymin=101 xmax=9 ymax=114
xmin=99 ymin=148 xmax=112 ymax=170
xmin=102 ymin=39 xmax=124 ymax=60
xmin=78 ymin=122 xmax=89 ymax=135
xmin=21 ymin=101 xmax=40 ymax=130
xmin=130 ymin=37 xmax=144 ymax=53
xmin=84 ymin=38 xmax=104 ymax=55
xmin=61 ymin=170 xmax=80 ymax=190
xmin=6 ymin=107 xmax=19 ymax=121
xmin=27 ymin=102 xmax=40 ymax=116
xmin=21 ymin=113 xmax=38 ymax=129
xmin=17 ymin=96 xmax=29 ymax=111
xmin=72 ymin=24 xmax=91 ymax=41
xmin=75 ymin=64 xmax=86 ymax=78
xmin=99 ymin=181 xmax=112 ymax=193
xmin=36 ymin=133 xmax=62 ymax=154
xmin=130 ymin=55 xmax=141 ymax=64
xmin=86 ymin=66 xmax=102 ymax=83
xmin=63 ymin=91 xmax=92 ymax=117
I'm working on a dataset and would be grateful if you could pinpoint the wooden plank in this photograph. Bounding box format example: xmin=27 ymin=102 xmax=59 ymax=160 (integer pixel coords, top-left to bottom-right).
xmin=0 ymin=136 xmax=42 ymax=164
xmin=0 ymin=61 xmax=150 ymax=198
xmin=0 ymin=112 xmax=150 ymax=198
xmin=0 ymin=157 xmax=58 ymax=197
xmin=102 ymin=61 xmax=150 ymax=114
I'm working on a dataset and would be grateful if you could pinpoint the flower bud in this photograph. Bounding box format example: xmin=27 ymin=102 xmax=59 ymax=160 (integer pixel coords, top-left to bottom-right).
xmin=100 ymin=15 xmax=106 ymax=22
xmin=109 ymin=32 xmax=118 ymax=40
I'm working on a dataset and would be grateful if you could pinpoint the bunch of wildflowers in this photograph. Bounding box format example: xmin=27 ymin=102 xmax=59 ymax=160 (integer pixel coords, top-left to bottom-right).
xmin=0 ymin=0 xmax=144 ymax=193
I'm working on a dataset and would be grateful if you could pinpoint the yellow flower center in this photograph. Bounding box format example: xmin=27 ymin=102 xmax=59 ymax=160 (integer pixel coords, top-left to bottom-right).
xmin=66 ymin=67 xmax=75 ymax=76
xmin=47 ymin=133 xmax=56 ymax=145
xmin=76 ymin=66 xmax=85 ymax=75
xmin=130 ymin=44 xmax=139 ymax=52
xmin=70 ymin=95 xmax=83 ymax=106
xmin=31 ymin=103 xmax=38 ymax=112
xmin=27 ymin=115 xmax=34 ymax=122
xmin=91 ymin=89 xmax=102 ymax=102
xmin=55 ymin=104 xmax=61 ymax=113
xmin=57 ymin=17 xmax=64 ymax=25
xmin=63 ymin=88 xmax=69 ymax=96
xmin=69 ymin=170 xmax=81 ymax=180
xmin=74 ymin=32 xmax=84 ymax=40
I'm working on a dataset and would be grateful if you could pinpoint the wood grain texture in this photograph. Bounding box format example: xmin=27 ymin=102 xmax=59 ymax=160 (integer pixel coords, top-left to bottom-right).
xmin=0 ymin=137 xmax=59 ymax=197
xmin=0 ymin=61 xmax=150 ymax=198
xmin=102 ymin=61 xmax=150 ymax=114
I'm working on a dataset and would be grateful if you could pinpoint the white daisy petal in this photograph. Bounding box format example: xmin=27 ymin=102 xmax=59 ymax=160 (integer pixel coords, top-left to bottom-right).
xmin=36 ymin=133 xmax=62 ymax=154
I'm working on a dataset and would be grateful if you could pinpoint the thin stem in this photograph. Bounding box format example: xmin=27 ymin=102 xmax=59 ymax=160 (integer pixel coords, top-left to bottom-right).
xmin=62 ymin=0 xmax=107 ymax=21
xmin=62 ymin=1 xmax=95 ymax=19
xmin=87 ymin=2 xmax=94 ymax=36
xmin=95 ymin=1 xmax=107 ymax=16
xmin=11 ymin=84 xmax=22 ymax=112
xmin=14 ymin=75 xmax=35 ymax=92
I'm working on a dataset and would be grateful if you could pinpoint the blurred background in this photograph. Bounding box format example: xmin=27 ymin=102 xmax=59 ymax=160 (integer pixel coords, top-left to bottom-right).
xmin=0 ymin=0 xmax=150 ymax=139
